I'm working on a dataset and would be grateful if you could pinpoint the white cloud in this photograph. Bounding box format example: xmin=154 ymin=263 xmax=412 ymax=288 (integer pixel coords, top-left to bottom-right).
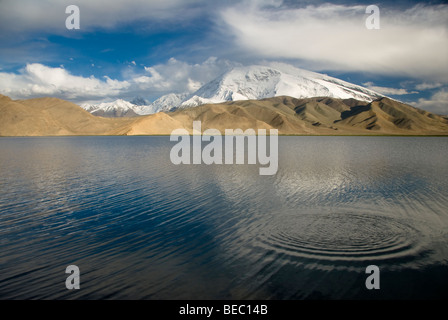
xmin=0 ymin=63 xmax=130 ymax=101
xmin=412 ymin=89 xmax=448 ymax=115
xmin=187 ymin=78 xmax=202 ymax=92
xmin=221 ymin=3 xmax=448 ymax=81
xmin=363 ymin=82 xmax=417 ymax=96
xmin=133 ymin=57 xmax=235 ymax=94
xmin=415 ymin=82 xmax=443 ymax=91
xmin=0 ymin=58 xmax=235 ymax=103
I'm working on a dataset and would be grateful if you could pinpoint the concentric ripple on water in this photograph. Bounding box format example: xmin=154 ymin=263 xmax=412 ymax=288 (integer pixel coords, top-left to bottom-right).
xmin=257 ymin=213 xmax=425 ymax=262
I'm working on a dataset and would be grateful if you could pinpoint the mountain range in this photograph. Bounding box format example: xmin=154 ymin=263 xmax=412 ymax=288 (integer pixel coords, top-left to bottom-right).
xmin=80 ymin=64 xmax=384 ymax=117
xmin=1 ymin=94 xmax=447 ymax=136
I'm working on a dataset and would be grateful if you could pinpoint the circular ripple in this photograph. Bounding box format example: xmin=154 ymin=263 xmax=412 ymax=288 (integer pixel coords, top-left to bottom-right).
xmin=257 ymin=213 xmax=424 ymax=262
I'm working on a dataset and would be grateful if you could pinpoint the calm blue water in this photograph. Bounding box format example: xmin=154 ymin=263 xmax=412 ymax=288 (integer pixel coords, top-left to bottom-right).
xmin=0 ymin=136 xmax=447 ymax=299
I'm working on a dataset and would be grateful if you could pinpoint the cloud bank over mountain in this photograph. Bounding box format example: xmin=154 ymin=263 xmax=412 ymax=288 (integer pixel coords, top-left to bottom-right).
xmin=0 ymin=58 xmax=235 ymax=103
xmin=221 ymin=3 xmax=448 ymax=81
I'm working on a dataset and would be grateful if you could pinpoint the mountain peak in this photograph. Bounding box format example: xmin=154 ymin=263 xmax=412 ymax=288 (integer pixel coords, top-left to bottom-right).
xmin=81 ymin=99 xmax=140 ymax=118
xmin=180 ymin=64 xmax=384 ymax=108
xmin=79 ymin=63 xmax=386 ymax=118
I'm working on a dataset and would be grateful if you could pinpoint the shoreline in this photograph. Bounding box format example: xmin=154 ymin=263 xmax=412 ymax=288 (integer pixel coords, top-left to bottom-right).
xmin=1 ymin=134 xmax=448 ymax=138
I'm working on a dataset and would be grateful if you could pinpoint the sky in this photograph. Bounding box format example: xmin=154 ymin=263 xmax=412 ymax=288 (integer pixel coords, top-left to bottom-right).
xmin=0 ymin=0 xmax=447 ymax=114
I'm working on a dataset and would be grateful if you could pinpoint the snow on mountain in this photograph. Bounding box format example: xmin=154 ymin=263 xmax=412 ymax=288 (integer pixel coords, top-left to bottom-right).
xmin=81 ymin=64 xmax=385 ymax=117
xmin=132 ymin=104 xmax=156 ymax=116
xmin=149 ymin=92 xmax=189 ymax=112
xmin=180 ymin=64 xmax=383 ymax=108
xmin=81 ymin=99 xmax=141 ymax=117
xmin=129 ymin=93 xmax=188 ymax=115
xmin=80 ymin=93 xmax=189 ymax=117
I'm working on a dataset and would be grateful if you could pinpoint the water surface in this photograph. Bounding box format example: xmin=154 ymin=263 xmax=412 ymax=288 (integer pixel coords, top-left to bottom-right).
xmin=0 ymin=136 xmax=447 ymax=299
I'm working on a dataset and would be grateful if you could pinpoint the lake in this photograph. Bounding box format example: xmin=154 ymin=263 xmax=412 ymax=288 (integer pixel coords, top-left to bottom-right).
xmin=0 ymin=136 xmax=447 ymax=299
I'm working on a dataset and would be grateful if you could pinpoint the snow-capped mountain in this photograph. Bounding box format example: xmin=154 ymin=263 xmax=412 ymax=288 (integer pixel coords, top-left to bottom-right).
xmin=81 ymin=99 xmax=142 ymax=117
xmin=180 ymin=64 xmax=383 ymax=108
xmin=81 ymin=64 xmax=385 ymax=117
xmin=81 ymin=98 xmax=163 ymax=117
xmin=150 ymin=92 xmax=189 ymax=112
xmin=133 ymin=93 xmax=188 ymax=115
xmin=81 ymin=93 xmax=189 ymax=117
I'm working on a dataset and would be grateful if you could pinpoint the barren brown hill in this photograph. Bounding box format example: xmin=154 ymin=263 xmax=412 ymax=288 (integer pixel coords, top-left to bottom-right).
xmin=111 ymin=112 xmax=189 ymax=135
xmin=161 ymin=96 xmax=448 ymax=135
xmin=0 ymin=94 xmax=134 ymax=136
xmin=335 ymin=97 xmax=448 ymax=134
xmin=1 ymin=94 xmax=447 ymax=136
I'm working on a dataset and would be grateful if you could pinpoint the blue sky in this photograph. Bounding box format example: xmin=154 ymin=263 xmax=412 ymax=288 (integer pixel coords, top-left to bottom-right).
xmin=0 ymin=0 xmax=447 ymax=114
